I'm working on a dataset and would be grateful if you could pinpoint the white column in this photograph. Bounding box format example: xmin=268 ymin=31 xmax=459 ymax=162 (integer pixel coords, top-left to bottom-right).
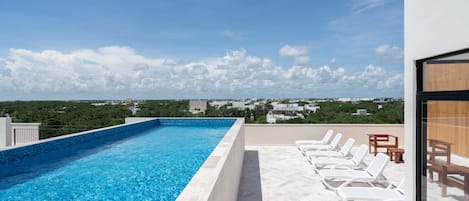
xmin=0 ymin=117 xmax=12 ymax=148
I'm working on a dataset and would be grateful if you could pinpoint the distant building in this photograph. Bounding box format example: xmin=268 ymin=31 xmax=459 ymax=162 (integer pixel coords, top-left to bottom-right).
xmin=352 ymin=109 xmax=371 ymax=116
xmin=266 ymin=110 xmax=299 ymax=123
xmin=338 ymin=97 xmax=373 ymax=103
xmin=265 ymin=101 xmax=318 ymax=123
xmin=91 ymin=102 xmax=108 ymax=106
xmin=272 ymin=103 xmax=303 ymax=111
xmin=373 ymin=98 xmax=397 ymax=104
xmin=337 ymin=98 xmax=352 ymax=102
xmin=128 ymin=102 xmax=140 ymax=115
xmin=121 ymin=98 xmax=134 ymax=105
xmin=189 ymin=100 xmax=207 ymax=114
xmin=209 ymin=100 xmax=229 ymax=108
xmin=304 ymin=104 xmax=320 ymax=113
xmin=229 ymin=101 xmax=255 ymax=110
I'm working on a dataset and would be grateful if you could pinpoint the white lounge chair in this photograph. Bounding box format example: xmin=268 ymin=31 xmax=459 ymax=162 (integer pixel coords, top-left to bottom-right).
xmin=309 ymin=144 xmax=369 ymax=171
xmin=336 ymin=179 xmax=405 ymax=201
xmin=299 ymin=133 xmax=342 ymax=154
xmin=318 ymin=153 xmax=389 ymax=189
xmin=305 ymin=138 xmax=355 ymax=159
xmin=295 ymin=129 xmax=334 ymax=148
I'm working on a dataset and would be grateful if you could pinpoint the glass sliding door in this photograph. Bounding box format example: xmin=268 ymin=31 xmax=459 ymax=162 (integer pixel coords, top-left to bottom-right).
xmin=417 ymin=53 xmax=469 ymax=201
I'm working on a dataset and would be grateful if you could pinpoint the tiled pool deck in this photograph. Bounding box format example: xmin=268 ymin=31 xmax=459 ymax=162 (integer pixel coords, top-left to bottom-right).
xmin=238 ymin=145 xmax=466 ymax=201
xmin=239 ymin=145 xmax=439 ymax=201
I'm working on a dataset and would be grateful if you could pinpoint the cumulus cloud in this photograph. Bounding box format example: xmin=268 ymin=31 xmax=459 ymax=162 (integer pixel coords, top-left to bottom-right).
xmin=279 ymin=45 xmax=309 ymax=57
xmin=0 ymin=46 xmax=403 ymax=99
xmin=342 ymin=64 xmax=402 ymax=90
xmin=374 ymin=44 xmax=403 ymax=63
xmin=279 ymin=45 xmax=311 ymax=65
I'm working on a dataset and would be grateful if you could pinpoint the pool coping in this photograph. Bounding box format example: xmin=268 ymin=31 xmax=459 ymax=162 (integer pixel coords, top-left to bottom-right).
xmin=0 ymin=119 xmax=153 ymax=152
xmin=175 ymin=118 xmax=245 ymax=201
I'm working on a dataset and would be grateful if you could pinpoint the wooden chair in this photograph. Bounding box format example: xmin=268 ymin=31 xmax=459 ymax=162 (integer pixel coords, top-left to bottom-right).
xmin=428 ymin=139 xmax=452 ymax=164
xmin=427 ymin=139 xmax=452 ymax=182
xmin=367 ymin=134 xmax=398 ymax=156
xmin=427 ymin=139 xmax=468 ymax=200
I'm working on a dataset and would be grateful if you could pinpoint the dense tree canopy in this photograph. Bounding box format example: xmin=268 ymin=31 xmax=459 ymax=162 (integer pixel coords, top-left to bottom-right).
xmin=0 ymin=100 xmax=403 ymax=139
xmin=0 ymin=101 xmax=130 ymax=139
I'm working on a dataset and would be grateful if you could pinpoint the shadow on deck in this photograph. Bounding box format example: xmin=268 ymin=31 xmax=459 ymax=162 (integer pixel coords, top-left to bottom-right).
xmin=237 ymin=150 xmax=263 ymax=201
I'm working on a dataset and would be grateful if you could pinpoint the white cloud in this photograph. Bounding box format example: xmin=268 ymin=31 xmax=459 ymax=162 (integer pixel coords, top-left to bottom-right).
xmin=294 ymin=56 xmax=311 ymax=65
xmin=279 ymin=45 xmax=309 ymax=57
xmin=375 ymin=44 xmax=403 ymax=63
xmin=223 ymin=30 xmax=235 ymax=37
xmin=279 ymin=45 xmax=311 ymax=65
xmin=223 ymin=30 xmax=244 ymax=40
xmin=351 ymin=0 xmax=386 ymax=14
xmin=342 ymin=64 xmax=402 ymax=90
xmin=0 ymin=46 xmax=403 ymax=99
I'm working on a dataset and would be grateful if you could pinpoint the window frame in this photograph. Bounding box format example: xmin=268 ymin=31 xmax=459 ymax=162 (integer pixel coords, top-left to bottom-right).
xmin=415 ymin=48 xmax=469 ymax=201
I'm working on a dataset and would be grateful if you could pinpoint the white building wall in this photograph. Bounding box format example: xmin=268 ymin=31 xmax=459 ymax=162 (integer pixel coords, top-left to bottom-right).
xmin=0 ymin=117 xmax=12 ymax=148
xmin=189 ymin=100 xmax=208 ymax=114
xmin=404 ymin=1 xmax=469 ymax=200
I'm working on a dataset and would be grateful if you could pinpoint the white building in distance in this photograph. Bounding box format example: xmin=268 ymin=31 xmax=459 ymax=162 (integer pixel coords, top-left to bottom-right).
xmin=304 ymin=104 xmax=320 ymax=113
xmin=189 ymin=100 xmax=208 ymax=114
xmin=271 ymin=103 xmax=303 ymax=111
xmin=209 ymin=100 xmax=229 ymax=108
xmin=229 ymin=101 xmax=255 ymax=110
xmin=266 ymin=110 xmax=298 ymax=124
xmin=352 ymin=109 xmax=371 ymax=116
xmin=128 ymin=102 xmax=140 ymax=115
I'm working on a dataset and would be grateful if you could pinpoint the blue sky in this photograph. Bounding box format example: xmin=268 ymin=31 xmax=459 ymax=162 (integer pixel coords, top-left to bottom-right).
xmin=0 ymin=0 xmax=403 ymax=100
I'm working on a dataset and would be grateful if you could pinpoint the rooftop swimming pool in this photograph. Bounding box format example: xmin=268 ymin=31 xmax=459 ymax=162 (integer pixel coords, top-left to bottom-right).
xmin=0 ymin=118 xmax=237 ymax=201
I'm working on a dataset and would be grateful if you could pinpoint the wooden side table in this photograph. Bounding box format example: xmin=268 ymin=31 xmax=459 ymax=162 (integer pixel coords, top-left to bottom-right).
xmin=387 ymin=148 xmax=405 ymax=163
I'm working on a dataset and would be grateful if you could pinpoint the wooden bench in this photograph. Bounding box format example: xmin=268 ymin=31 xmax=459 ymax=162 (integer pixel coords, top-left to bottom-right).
xmin=367 ymin=134 xmax=398 ymax=156
xmin=431 ymin=162 xmax=469 ymax=201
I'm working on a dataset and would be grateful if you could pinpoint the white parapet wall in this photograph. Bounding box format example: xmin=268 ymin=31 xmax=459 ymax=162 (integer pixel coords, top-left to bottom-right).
xmin=124 ymin=117 xmax=156 ymax=124
xmin=177 ymin=118 xmax=245 ymax=201
xmin=11 ymin=123 xmax=41 ymax=145
xmin=245 ymin=124 xmax=404 ymax=147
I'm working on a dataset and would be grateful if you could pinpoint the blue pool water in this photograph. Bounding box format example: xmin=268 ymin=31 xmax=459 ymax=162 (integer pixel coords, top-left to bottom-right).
xmin=0 ymin=123 xmax=232 ymax=200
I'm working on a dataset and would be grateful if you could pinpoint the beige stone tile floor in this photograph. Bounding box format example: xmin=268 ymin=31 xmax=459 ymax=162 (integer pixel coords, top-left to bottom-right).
xmin=426 ymin=172 xmax=466 ymax=201
xmin=425 ymin=153 xmax=469 ymax=201
xmin=237 ymin=145 xmax=466 ymax=201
